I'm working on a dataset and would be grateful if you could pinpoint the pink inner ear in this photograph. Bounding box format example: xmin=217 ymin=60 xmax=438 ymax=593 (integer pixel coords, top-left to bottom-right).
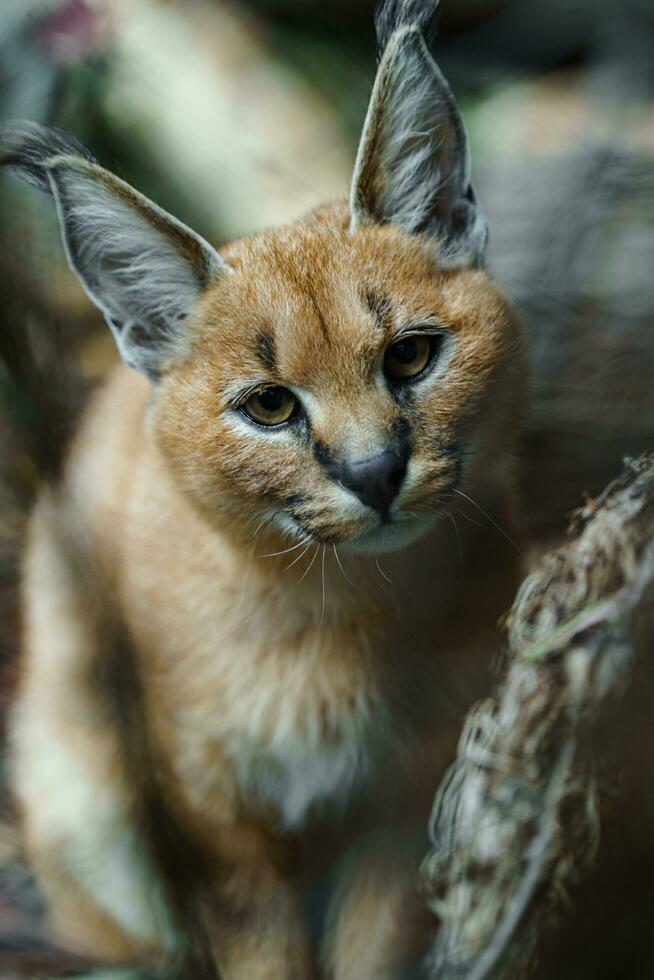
xmin=35 ymin=0 xmax=112 ymax=63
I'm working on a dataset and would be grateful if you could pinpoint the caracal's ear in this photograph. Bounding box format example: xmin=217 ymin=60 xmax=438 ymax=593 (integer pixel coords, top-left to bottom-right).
xmin=1 ymin=120 xmax=229 ymax=379
xmin=350 ymin=0 xmax=487 ymax=269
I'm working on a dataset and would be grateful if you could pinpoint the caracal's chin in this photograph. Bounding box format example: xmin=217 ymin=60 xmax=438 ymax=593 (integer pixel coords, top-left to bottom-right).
xmin=342 ymin=512 xmax=438 ymax=555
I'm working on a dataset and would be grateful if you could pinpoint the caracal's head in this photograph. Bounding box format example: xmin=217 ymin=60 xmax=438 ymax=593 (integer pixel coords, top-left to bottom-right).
xmin=1 ymin=0 xmax=523 ymax=555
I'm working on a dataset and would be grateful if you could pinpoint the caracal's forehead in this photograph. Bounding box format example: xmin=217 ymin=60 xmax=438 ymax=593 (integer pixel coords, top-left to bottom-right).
xmin=194 ymin=204 xmax=509 ymax=395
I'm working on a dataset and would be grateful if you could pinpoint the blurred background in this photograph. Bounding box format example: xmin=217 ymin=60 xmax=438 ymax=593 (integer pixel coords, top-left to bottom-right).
xmin=0 ymin=1 xmax=653 ymax=976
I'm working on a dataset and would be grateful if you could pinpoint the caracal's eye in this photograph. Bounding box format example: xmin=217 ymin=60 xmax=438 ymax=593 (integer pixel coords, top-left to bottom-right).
xmin=384 ymin=334 xmax=438 ymax=382
xmin=242 ymin=386 xmax=298 ymax=426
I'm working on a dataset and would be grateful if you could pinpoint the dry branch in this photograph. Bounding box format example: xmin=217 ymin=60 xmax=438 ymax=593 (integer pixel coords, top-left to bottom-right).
xmin=422 ymin=452 xmax=654 ymax=980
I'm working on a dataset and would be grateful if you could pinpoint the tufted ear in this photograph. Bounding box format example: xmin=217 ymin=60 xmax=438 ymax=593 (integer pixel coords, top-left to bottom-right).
xmin=350 ymin=0 xmax=487 ymax=270
xmin=1 ymin=120 xmax=229 ymax=379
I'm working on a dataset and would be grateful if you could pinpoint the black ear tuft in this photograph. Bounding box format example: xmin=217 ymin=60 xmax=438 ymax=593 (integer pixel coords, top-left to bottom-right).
xmin=374 ymin=0 xmax=442 ymax=57
xmin=0 ymin=119 xmax=96 ymax=193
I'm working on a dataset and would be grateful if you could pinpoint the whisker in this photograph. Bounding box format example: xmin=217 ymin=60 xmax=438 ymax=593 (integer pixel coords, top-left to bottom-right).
xmin=452 ymin=505 xmax=484 ymax=529
xmin=259 ymin=536 xmax=311 ymax=559
xmin=453 ymin=488 xmax=522 ymax=554
xmin=443 ymin=507 xmax=463 ymax=570
xmin=320 ymin=545 xmax=327 ymax=624
xmin=298 ymin=544 xmax=320 ymax=584
xmin=333 ymin=544 xmax=354 ymax=587
xmin=284 ymin=541 xmax=312 ymax=572
xmin=375 ymin=556 xmax=392 ymax=584
xmin=250 ymin=513 xmax=273 ymax=541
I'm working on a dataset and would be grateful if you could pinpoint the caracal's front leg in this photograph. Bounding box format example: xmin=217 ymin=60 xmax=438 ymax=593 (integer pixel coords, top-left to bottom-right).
xmin=200 ymin=869 xmax=314 ymax=980
xmin=10 ymin=495 xmax=177 ymax=961
xmin=324 ymin=828 xmax=432 ymax=980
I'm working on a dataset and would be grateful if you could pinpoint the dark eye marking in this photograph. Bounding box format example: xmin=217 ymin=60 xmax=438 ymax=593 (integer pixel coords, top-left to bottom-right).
xmin=255 ymin=332 xmax=277 ymax=374
xmin=394 ymin=416 xmax=412 ymax=445
xmin=365 ymin=290 xmax=392 ymax=331
xmin=304 ymin=278 xmax=330 ymax=342
xmin=443 ymin=440 xmax=461 ymax=459
xmin=313 ymin=441 xmax=333 ymax=470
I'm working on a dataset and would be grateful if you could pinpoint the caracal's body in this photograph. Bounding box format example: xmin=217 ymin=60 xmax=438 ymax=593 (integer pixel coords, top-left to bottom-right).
xmin=4 ymin=2 xmax=525 ymax=976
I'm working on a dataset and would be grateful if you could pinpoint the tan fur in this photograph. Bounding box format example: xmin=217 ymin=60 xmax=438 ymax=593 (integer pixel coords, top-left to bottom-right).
xmin=11 ymin=198 xmax=525 ymax=977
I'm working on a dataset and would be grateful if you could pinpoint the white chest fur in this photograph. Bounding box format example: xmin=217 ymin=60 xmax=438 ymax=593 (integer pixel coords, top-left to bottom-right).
xmin=158 ymin=555 xmax=406 ymax=831
xmin=231 ymin=721 xmax=376 ymax=829
xmin=173 ymin=652 xmax=389 ymax=831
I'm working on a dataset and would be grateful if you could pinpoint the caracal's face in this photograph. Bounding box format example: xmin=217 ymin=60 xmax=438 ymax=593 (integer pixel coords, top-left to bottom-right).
xmin=154 ymin=204 xmax=521 ymax=554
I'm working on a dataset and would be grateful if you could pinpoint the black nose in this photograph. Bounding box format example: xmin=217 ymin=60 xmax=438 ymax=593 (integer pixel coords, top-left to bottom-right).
xmin=338 ymin=447 xmax=408 ymax=516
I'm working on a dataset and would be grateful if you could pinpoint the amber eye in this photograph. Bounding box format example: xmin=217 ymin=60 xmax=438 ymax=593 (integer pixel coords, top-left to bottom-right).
xmin=242 ymin=386 xmax=298 ymax=426
xmin=384 ymin=334 xmax=435 ymax=381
